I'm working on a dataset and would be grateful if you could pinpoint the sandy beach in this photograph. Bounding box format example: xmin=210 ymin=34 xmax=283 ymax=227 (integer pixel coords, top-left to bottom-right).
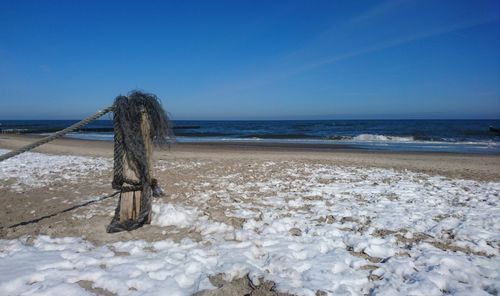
xmin=1 ymin=134 xmax=499 ymax=295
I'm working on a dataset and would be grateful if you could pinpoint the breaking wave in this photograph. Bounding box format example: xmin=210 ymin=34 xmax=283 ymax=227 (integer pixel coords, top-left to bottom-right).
xmin=351 ymin=134 xmax=415 ymax=142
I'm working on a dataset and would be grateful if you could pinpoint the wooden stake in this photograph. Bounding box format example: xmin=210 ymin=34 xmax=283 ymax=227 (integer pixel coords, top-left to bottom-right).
xmin=142 ymin=110 xmax=153 ymax=224
xmin=119 ymin=192 xmax=135 ymax=221
xmin=118 ymin=109 xmax=153 ymax=223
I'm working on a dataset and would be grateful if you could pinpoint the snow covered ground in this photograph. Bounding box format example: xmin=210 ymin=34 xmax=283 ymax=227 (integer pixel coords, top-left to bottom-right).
xmin=0 ymin=149 xmax=111 ymax=193
xmin=0 ymin=150 xmax=499 ymax=295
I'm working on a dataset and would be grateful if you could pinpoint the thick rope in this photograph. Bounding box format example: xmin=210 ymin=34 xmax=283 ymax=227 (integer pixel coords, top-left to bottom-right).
xmin=112 ymin=111 xmax=124 ymax=189
xmin=0 ymin=106 xmax=114 ymax=162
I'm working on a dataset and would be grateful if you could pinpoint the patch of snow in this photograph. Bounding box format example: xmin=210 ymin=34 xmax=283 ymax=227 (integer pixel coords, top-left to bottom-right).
xmin=1 ymin=154 xmax=499 ymax=295
xmin=0 ymin=149 xmax=111 ymax=192
xmin=152 ymin=203 xmax=199 ymax=228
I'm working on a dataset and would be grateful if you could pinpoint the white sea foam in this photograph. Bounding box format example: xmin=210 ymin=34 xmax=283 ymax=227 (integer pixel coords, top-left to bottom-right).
xmin=352 ymin=134 xmax=415 ymax=142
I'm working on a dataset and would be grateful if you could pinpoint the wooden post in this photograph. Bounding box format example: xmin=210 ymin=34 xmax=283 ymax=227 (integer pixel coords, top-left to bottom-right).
xmin=119 ymin=108 xmax=153 ymax=224
xmin=142 ymin=110 xmax=153 ymax=224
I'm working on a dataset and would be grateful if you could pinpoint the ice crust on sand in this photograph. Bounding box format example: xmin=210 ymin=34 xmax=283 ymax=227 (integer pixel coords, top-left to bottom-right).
xmin=1 ymin=151 xmax=499 ymax=295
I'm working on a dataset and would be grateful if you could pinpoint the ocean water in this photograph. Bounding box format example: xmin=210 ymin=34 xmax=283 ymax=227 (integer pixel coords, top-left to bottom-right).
xmin=1 ymin=119 xmax=499 ymax=154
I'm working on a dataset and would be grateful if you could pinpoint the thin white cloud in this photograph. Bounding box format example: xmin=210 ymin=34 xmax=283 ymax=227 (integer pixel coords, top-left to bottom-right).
xmin=343 ymin=0 xmax=409 ymax=26
xmin=280 ymin=0 xmax=407 ymax=63
xmin=294 ymin=15 xmax=500 ymax=74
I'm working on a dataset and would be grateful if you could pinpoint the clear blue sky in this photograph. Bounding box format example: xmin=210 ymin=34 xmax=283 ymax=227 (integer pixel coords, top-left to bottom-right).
xmin=0 ymin=0 xmax=499 ymax=120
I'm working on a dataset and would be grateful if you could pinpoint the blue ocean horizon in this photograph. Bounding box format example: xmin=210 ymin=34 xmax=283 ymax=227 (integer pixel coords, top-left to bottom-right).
xmin=1 ymin=119 xmax=499 ymax=154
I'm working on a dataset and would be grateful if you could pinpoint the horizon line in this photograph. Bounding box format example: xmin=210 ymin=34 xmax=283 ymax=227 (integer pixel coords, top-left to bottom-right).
xmin=2 ymin=118 xmax=500 ymax=121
